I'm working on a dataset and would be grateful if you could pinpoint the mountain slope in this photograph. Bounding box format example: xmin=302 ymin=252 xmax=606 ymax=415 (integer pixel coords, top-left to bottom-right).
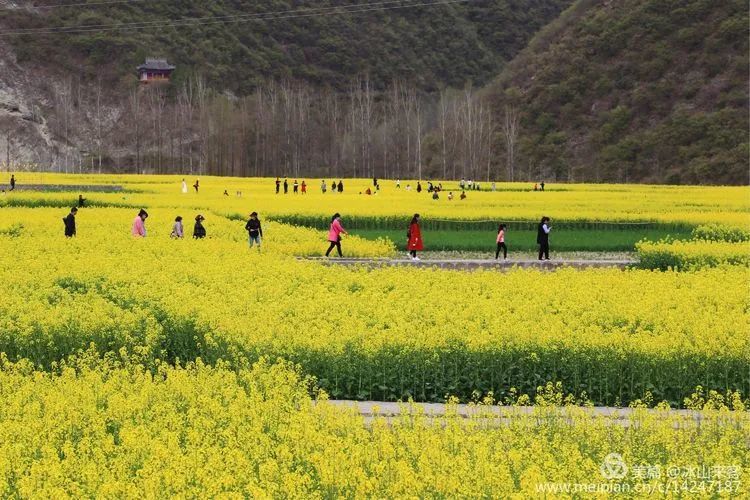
xmin=486 ymin=0 xmax=749 ymax=184
xmin=2 ymin=0 xmax=571 ymax=92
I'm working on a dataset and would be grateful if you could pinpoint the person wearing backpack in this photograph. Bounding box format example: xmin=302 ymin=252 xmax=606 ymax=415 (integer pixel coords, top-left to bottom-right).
xmin=407 ymin=214 xmax=423 ymax=261
xmin=245 ymin=212 xmax=263 ymax=250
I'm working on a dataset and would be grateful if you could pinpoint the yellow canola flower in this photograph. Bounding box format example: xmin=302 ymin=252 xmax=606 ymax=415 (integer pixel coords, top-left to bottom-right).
xmin=0 ymin=358 xmax=746 ymax=498
xmin=1 ymin=173 xmax=748 ymax=227
xmin=636 ymin=239 xmax=750 ymax=270
xmin=0 ymin=208 xmax=747 ymax=406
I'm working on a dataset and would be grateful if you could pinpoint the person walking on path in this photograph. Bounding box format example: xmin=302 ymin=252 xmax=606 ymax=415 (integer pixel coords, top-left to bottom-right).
xmin=495 ymin=224 xmax=508 ymax=260
xmin=63 ymin=207 xmax=77 ymax=237
xmin=181 ymin=179 xmax=188 ymax=194
xmin=537 ymin=216 xmax=551 ymax=260
xmin=283 ymin=178 xmax=289 ymax=194
xmin=407 ymin=214 xmax=423 ymax=261
xmin=193 ymin=214 xmax=207 ymax=239
xmin=132 ymin=209 xmax=148 ymax=237
xmin=9 ymin=175 xmax=15 ymax=191
xmin=321 ymin=180 xmax=327 ymax=194
xmin=171 ymin=216 xmax=184 ymax=238
xmin=293 ymin=179 xmax=299 ymax=194
xmin=337 ymin=180 xmax=344 ymax=193
xmin=301 ymin=180 xmax=307 ymax=194
xmin=245 ymin=211 xmax=263 ymax=250
xmin=325 ymin=213 xmax=348 ymax=257
xmin=193 ymin=179 xmax=200 ymax=193
xmin=275 ymin=177 xmax=281 ymax=194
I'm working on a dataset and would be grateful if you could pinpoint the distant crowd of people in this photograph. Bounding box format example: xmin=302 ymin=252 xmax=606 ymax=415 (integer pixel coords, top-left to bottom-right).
xmin=273 ymin=178 xmax=346 ymax=195
xmin=166 ymin=176 xmax=550 ymax=201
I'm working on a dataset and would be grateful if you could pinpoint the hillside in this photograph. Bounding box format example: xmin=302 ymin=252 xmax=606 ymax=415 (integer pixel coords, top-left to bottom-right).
xmin=2 ymin=0 xmax=570 ymax=92
xmin=485 ymin=0 xmax=749 ymax=185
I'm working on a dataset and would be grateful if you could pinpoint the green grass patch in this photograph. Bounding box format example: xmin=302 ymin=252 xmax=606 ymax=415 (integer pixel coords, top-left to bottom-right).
xmin=355 ymin=228 xmax=693 ymax=252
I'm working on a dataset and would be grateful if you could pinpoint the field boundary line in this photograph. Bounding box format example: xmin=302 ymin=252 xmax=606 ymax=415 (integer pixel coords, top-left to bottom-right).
xmin=322 ymin=400 xmax=744 ymax=428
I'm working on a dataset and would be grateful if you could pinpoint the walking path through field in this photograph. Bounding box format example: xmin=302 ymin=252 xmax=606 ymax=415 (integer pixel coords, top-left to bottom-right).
xmin=305 ymin=257 xmax=637 ymax=270
xmin=324 ymin=400 xmax=733 ymax=427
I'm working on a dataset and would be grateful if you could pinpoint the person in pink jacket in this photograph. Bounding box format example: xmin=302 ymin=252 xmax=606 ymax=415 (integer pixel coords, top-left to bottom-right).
xmin=495 ymin=223 xmax=507 ymax=259
xmin=325 ymin=213 xmax=348 ymax=257
xmin=132 ymin=209 xmax=148 ymax=237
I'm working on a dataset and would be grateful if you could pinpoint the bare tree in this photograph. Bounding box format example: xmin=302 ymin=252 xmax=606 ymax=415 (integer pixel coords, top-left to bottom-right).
xmin=195 ymin=76 xmax=209 ymax=175
xmin=501 ymin=89 xmax=521 ymax=181
xmin=128 ymin=87 xmax=142 ymax=172
xmin=438 ymin=89 xmax=450 ymax=179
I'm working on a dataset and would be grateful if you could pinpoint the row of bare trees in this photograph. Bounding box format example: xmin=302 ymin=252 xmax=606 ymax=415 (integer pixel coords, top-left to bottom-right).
xmin=45 ymin=76 xmax=520 ymax=181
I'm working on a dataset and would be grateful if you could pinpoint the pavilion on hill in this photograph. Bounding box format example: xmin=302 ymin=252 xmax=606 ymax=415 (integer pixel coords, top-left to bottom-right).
xmin=137 ymin=58 xmax=176 ymax=84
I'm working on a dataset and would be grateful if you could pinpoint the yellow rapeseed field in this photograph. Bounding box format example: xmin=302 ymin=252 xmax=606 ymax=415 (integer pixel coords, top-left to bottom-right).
xmin=0 ymin=175 xmax=747 ymax=496
xmin=0 ymin=357 xmax=747 ymax=498
xmin=2 ymin=173 xmax=749 ymax=227
xmin=0 ymin=205 xmax=747 ymax=404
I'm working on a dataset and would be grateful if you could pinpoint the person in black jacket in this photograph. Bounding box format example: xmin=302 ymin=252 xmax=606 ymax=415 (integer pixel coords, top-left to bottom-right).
xmin=78 ymin=194 xmax=86 ymax=208
xmin=283 ymin=178 xmax=289 ymax=194
xmin=245 ymin=211 xmax=263 ymax=250
xmin=9 ymin=174 xmax=15 ymax=191
xmin=537 ymin=216 xmax=551 ymax=260
xmin=63 ymin=207 xmax=77 ymax=237
xmin=193 ymin=214 xmax=207 ymax=239
xmin=337 ymin=180 xmax=344 ymax=193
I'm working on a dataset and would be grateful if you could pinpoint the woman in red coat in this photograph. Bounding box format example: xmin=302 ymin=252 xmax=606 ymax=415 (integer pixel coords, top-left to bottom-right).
xmin=407 ymin=213 xmax=423 ymax=261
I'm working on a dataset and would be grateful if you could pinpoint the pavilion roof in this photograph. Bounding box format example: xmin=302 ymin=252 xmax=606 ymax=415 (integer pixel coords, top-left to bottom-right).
xmin=137 ymin=58 xmax=176 ymax=71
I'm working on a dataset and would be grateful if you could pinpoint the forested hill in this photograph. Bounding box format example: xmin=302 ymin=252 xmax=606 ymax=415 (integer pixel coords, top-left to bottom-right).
xmin=486 ymin=0 xmax=749 ymax=184
xmin=3 ymin=0 xmax=571 ymax=92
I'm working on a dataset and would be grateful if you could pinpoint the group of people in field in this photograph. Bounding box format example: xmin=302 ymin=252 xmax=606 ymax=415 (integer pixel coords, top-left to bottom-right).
xmin=63 ymin=204 xmax=553 ymax=261
xmin=128 ymin=210 xmax=210 ymax=240
xmin=326 ymin=213 xmax=553 ymax=261
xmin=273 ymin=178 xmax=347 ymax=195
xmin=62 ymin=175 xmax=555 ymax=260
xmin=63 ymin=207 xmax=263 ymax=248
xmin=173 ymin=176 xmax=548 ymax=201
